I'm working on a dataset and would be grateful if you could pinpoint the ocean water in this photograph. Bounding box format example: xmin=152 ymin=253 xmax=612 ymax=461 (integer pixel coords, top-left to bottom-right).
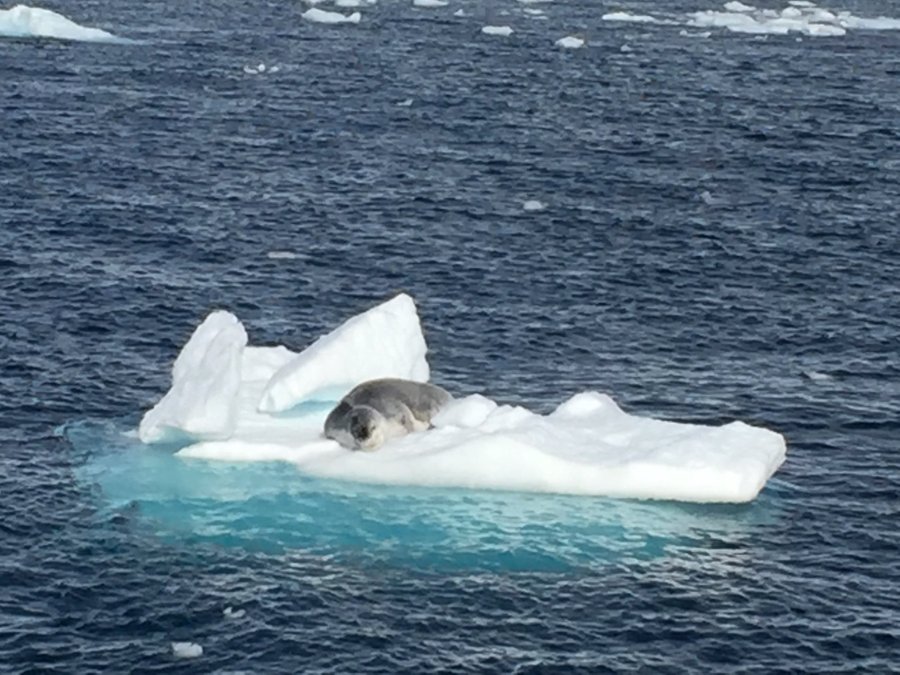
xmin=2 ymin=0 xmax=899 ymax=671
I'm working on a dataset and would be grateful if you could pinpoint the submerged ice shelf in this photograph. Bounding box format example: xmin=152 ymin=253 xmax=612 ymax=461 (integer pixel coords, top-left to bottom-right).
xmin=137 ymin=294 xmax=786 ymax=503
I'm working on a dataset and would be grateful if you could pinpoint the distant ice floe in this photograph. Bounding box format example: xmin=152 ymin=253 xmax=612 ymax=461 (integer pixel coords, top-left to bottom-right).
xmin=688 ymin=1 xmax=900 ymax=36
xmin=596 ymin=2 xmax=900 ymax=37
xmin=413 ymin=0 xmax=448 ymax=7
xmin=482 ymin=25 xmax=513 ymax=36
xmin=522 ymin=199 xmax=546 ymax=211
xmin=172 ymin=642 xmax=202 ymax=659
xmin=223 ymin=607 xmax=246 ymax=619
xmin=555 ymin=35 xmax=585 ymax=48
xmin=301 ymin=7 xmax=361 ymax=23
xmin=335 ymin=0 xmax=375 ymax=7
xmin=602 ymin=11 xmax=658 ymax=23
xmin=139 ymin=294 xmax=786 ymax=503
xmin=0 ymin=4 xmax=120 ymax=42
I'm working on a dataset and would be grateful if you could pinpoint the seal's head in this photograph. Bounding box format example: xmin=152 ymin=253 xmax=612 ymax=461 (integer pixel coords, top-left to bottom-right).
xmin=348 ymin=406 xmax=386 ymax=450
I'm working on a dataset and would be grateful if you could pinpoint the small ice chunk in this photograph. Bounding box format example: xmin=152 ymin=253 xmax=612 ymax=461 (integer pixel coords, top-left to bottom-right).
xmin=453 ymin=8 xmax=465 ymax=16
xmin=803 ymin=370 xmax=833 ymax=382
xmin=522 ymin=199 xmax=546 ymax=211
xmin=335 ymin=0 xmax=363 ymax=6
xmin=413 ymin=0 xmax=448 ymax=7
xmin=555 ymin=35 xmax=585 ymax=48
xmin=723 ymin=1 xmax=755 ymax=11
xmin=172 ymin=642 xmax=203 ymax=659
xmin=257 ymin=294 xmax=430 ymax=413
xmin=267 ymin=250 xmax=299 ymax=259
xmin=223 ymin=607 xmax=247 ymax=619
xmin=620 ymin=43 xmax=633 ymax=52
xmin=397 ymin=98 xmax=413 ymax=106
xmin=482 ymin=25 xmax=513 ymax=36
xmin=301 ymin=8 xmax=361 ymax=23
xmin=139 ymin=311 xmax=247 ymax=444
xmin=601 ymin=12 xmax=657 ymax=23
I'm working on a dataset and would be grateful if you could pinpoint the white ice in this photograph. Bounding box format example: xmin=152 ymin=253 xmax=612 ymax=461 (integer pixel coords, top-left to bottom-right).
xmin=301 ymin=8 xmax=362 ymax=24
xmin=687 ymin=2 xmax=900 ymax=36
xmin=482 ymin=25 xmax=513 ymax=36
xmin=171 ymin=642 xmax=202 ymax=659
xmin=0 ymin=4 xmax=118 ymax=41
xmin=140 ymin=295 xmax=787 ymax=503
xmin=257 ymin=293 xmax=429 ymax=413
xmin=555 ymin=36 xmax=585 ymax=48
xmin=522 ymin=199 xmax=546 ymax=211
xmin=139 ymin=311 xmax=247 ymax=444
xmin=602 ymin=11 xmax=658 ymax=23
xmin=178 ymin=392 xmax=786 ymax=503
xmin=413 ymin=0 xmax=448 ymax=7
xmin=724 ymin=1 xmax=755 ymax=11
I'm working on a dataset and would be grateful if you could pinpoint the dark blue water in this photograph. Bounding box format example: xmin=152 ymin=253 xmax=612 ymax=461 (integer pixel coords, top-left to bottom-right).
xmin=2 ymin=0 xmax=899 ymax=671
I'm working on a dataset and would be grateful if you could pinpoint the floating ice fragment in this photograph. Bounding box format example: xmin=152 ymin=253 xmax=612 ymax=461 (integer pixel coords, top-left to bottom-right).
xmin=139 ymin=311 xmax=247 ymax=444
xmin=522 ymin=199 xmax=546 ymax=211
xmin=267 ymin=250 xmax=299 ymax=259
xmin=223 ymin=607 xmax=247 ymax=619
xmin=723 ymin=1 xmax=755 ymax=11
xmin=0 ymin=4 xmax=119 ymax=41
xmin=555 ymin=35 xmax=585 ymax=48
xmin=803 ymin=370 xmax=834 ymax=382
xmin=620 ymin=43 xmax=633 ymax=52
xmin=397 ymin=98 xmax=413 ymax=106
xmin=453 ymin=8 xmax=465 ymax=16
xmin=413 ymin=0 xmax=448 ymax=7
xmin=602 ymin=11 xmax=657 ymax=23
xmin=302 ymin=8 xmax=361 ymax=23
xmin=482 ymin=25 xmax=513 ymax=36
xmin=172 ymin=642 xmax=203 ymax=659
xmin=257 ymin=294 xmax=429 ymax=413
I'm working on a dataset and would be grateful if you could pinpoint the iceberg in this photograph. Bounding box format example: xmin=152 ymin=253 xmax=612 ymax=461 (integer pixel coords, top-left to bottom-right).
xmin=137 ymin=294 xmax=787 ymax=503
xmin=0 ymin=4 xmax=118 ymax=41
xmin=138 ymin=311 xmax=247 ymax=444
xmin=482 ymin=25 xmax=514 ymax=36
xmin=257 ymin=293 xmax=429 ymax=413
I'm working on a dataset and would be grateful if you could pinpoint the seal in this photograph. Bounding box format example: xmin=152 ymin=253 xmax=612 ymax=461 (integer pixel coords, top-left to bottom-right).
xmin=324 ymin=378 xmax=452 ymax=450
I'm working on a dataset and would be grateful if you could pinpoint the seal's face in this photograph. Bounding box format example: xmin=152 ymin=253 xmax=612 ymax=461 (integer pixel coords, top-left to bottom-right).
xmin=349 ymin=407 xmax=384 ymax=451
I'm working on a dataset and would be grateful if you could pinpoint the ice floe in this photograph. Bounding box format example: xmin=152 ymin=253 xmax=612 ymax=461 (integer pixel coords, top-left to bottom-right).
xmin=555 ymin=35 xmax=585 ymax=48
xmin=688 ymin=1 xmax=900 ymax=36
xmin=522 ymin=199 xmax=546 ymax=211
xmin=413 ymin=0 xmax=448 ymax=7
xmin=602 ymin=11 xmax=658 ymax=23
xmin=139 ymin=295 xmax=786 ymax=503
xmin=301 ymin=7 xmax=361 ymax=23
xmin=482 ymin=25 xmax=513 ymax=36
xmin=0 ymin=4 xmax=119 ymax=42
xmin=171 ymin=642 xmax=202 ymax=659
